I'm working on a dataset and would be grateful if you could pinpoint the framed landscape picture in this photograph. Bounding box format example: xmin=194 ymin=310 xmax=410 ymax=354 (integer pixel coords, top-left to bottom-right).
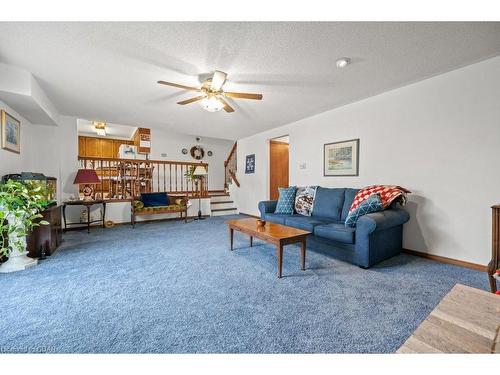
xmin=324 ymin=139 xmax=359 ymax=176
xmin=1 ymin=110 xmax=21 ymax=154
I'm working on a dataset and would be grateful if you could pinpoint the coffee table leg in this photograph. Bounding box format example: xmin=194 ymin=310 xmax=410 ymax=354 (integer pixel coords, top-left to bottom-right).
xmin=229 ymin=227 xmax=234 ymax=251
xmin=301 ymin=238 xmax=306 ymax=271
xmin=250 ymin=236 xmax=253 ymax=247
xmin=276 ymin=244 xmax=283 ymax=278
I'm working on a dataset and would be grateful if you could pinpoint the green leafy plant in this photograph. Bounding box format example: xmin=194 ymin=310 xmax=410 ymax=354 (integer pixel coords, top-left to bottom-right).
xmin=0 ymin=180 xmax=49 ymax=258
xmin=184 ymin=166 xmax=201 ymax=182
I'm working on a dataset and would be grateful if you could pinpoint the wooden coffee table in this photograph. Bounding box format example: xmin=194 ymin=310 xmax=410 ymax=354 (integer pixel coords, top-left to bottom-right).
xmin=225 ymin=218 xmax=311 ymax=278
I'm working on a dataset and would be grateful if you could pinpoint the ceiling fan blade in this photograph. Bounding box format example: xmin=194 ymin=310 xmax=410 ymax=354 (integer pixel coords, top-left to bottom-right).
xmin=210 ymin=70 xmax=227 ymax=91
xmin=157 ymin=80 xmax=201 ymax=92
xmin=219 ymin=97 xmax=235 ymax=113
xmin=177 ymin=96 xmax=204 ymax=105
xmin=224 ymin=92 xmax=263 ymax=100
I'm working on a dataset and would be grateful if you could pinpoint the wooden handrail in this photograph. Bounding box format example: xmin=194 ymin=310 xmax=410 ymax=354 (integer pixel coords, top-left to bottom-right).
xmin=229 ymin=170 xmax=240 ymax=188
xmin=78 ymin=156 xmax=208 ymax=167
xmin=224 ymin=142 xmax=237 ymax=167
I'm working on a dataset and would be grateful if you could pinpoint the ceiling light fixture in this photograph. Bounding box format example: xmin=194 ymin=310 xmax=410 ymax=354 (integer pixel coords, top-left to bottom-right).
xmin=199 ymin=95 xmax=224 ymax=112
xmin=336 ymin=57 xmax=351 ymax=68
xmin=93 ymin=121 xmax=107 ymax=136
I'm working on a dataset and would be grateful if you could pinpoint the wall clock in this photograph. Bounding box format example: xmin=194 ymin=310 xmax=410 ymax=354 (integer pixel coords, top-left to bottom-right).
xmin=190 ymin=145 xmax=205 ymax=160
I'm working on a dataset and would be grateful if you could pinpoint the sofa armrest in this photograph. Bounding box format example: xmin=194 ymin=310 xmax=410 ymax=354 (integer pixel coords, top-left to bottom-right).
xmin=258 ymin=200 xmax=277 ymax=217
xmin=356 ymin=208 xmax=410 ymax=235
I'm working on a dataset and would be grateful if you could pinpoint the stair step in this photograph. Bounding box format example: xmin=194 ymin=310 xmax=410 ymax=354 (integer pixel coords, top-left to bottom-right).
xmin=211 ymin=208 xmax=238 ymax=216
xmin=211 ymin=207 xmax=237 ymax=212
xmin=211 ymin=201 xmax=234 ymax=205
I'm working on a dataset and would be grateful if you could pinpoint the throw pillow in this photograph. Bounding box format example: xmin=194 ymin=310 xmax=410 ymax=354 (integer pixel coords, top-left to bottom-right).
xmin=294 ymin=186 xmax=317 ymax=216
xmin=141 ymin=192 xmax=169 ymax=207
xmin=345 ymin=193 xmax=383 ymax=227
xmin=348 ymin=185 xmax=410 ymax=214
xmin=274 ymin=186 xmax=297 ymax=215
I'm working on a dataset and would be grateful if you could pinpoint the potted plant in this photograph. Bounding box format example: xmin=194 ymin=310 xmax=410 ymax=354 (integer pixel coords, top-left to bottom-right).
xmin=0 ymin=179 xmax=49 ymax=273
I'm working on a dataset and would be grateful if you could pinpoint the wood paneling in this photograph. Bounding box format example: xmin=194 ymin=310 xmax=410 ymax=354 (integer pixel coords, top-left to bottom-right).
xmin=78 ymin=136 xmax=134 ymax=158
xmin=269 ymin=140 xmax=289 ymax=200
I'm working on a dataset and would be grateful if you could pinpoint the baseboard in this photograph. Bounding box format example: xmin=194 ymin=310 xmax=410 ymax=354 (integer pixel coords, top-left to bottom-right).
xmin=402 ymin=248 xmax=487 ymax=272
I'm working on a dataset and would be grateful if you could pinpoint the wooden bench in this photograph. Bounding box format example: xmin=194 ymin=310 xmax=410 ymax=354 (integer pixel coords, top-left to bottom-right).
xmin=131 ymin=193 xmax=188 ymax=227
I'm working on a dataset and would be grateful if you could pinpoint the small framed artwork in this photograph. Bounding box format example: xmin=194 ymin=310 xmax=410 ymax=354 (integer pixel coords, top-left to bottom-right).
xmin=324 ymin=139 xmax=359 ymax=176
xmin=245 ymin=154 xmax=255 ymax=174
xmin=1 ymin=110 xmax=21 ymax=154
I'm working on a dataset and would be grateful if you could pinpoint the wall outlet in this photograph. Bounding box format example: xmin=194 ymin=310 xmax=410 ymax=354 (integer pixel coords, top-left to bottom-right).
xmin=299 ymin=162 xmax=307 ymax=170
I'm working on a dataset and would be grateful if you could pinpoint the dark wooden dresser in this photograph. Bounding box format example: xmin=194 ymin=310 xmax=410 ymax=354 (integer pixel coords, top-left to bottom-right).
xmin=27 ymin=204 xmax=63 ymax=258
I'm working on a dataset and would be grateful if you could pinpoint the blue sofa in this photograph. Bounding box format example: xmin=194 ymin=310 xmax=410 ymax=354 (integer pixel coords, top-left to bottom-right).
xmin=258 ymin=187 xmax=410 ymax=268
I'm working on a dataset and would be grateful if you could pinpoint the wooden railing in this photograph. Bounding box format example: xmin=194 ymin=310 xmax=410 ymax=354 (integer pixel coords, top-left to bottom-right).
xmin=78 ymin=157 xmax=209 ymax=200
xmin=224 ymin=142 xmax=238 ymax=189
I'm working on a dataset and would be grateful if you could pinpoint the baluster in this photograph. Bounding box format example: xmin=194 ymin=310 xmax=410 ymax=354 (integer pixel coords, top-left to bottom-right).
xmin=163 ymin=163 xmax=166 ymax=192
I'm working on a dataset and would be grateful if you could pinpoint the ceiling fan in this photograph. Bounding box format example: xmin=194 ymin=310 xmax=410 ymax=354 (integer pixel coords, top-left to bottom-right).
xmin=157 ymin=70 xmax=263 ymax=113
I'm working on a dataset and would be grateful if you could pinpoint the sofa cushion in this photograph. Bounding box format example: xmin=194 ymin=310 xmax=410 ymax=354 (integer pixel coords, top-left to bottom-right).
xmin=341 ymin=188 xmax=359 ymax=221
xmin=135 ymin=204 xmax=184 ymax=213
xmin=141 ymin=192 xmax=169 ymax=207
xmin=263 ymin=213 xmax=287 ymax=225
xmin=311 ymin=187 xmax=345 ymax=221
xmin=285 ymin=215 xmax=333 ymax=232
xmin=274 ymin=186 xmax=297 ymax=215
xmin=314 ymin=222 xmax=356 ymax=244
xmin=345 ymin=193 xmax=383 ymax=227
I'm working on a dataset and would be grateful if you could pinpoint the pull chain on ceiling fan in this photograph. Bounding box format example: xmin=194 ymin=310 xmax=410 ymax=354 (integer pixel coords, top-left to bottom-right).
xmin=157 ymin=70 xmax=263 ymax=113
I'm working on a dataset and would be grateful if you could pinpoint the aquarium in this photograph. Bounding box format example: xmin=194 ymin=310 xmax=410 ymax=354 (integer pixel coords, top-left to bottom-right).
xmin=1 ymin=172 xmax=57 ymax=207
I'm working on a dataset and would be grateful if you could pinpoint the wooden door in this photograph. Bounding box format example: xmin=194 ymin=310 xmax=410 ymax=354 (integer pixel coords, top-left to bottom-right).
xmin=78 ymin=136 xmax=86 ymax=157
xmin=85 ymin=137 xmax=100 ymax=157
xmin=269 ymin=140 xmax=289 ymax=200
xmin=99 ymin=139 xmax=114 ymax=158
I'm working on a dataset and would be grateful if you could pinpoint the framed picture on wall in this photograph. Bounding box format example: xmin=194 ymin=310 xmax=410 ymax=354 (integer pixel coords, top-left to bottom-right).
xmin=245 ymin=154 xmax=255 ymax=174
xmin=324 ymin=139 xmax=359 ymax=176
xmin=1 ymin=110 xmax=21 ymax=154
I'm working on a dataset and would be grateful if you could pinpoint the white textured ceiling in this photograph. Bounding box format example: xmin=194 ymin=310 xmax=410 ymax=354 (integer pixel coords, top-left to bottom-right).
xmin=0 ymin=22 xmax=499 ymax=140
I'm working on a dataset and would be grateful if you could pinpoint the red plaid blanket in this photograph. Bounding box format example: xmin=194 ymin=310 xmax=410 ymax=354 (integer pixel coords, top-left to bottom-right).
xmin=348 ymin=185 xmax=410 ymax=214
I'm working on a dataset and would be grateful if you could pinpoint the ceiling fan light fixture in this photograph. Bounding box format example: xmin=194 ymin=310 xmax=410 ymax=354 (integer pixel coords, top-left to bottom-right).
xmin=199 ymin=95 xmax=224 ymax=112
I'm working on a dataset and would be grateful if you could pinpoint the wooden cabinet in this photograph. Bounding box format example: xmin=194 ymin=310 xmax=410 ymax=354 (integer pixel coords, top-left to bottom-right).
xmin=27 ymin=205 xmax=63 ymax=258
xmin=133 ymin=127 xmax=151 ymax=154
xmin=78 ymin=136 xmax=134 ymax=158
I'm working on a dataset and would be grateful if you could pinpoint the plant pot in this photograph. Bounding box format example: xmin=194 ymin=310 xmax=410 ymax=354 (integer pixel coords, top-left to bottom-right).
xmin=0 ymin=214 xmax=37 ymax=273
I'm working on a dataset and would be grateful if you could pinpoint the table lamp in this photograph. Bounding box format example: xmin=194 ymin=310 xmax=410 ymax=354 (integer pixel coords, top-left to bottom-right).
xmin=193 ymin=164 xmax=208 ymax=220
xmin=73 ymin=169 xmax=100 ymax=201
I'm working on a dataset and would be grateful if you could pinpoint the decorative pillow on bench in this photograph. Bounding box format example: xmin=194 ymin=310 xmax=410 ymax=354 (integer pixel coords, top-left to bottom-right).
xmin=141 ymin=192 xmax=169 ymax=207
xmin=274 ymin=186 xmax=297 ymax=215
xmin=345 ymin=193 xmax=383 ymax=227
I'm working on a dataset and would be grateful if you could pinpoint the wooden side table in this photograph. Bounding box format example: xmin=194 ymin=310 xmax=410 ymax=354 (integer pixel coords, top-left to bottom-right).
xmin=62 ymin=200 xmax=106 ymax=234
xmin=488 ymin=205 xmax=500 ymax=293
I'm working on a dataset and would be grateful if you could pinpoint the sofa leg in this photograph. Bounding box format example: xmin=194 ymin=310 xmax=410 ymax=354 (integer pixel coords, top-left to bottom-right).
xmin=358 ymin=265 xmax=369 ymax=270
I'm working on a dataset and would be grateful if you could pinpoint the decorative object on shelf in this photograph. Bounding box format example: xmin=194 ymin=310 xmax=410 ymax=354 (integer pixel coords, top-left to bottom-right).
xmin=73 ymin=169 xmax=100 ymax=201
xmin=256 ymin=219 xmax=266 ymax=227
xmin=190 ymin=145 xmax=205 ymax=160
xmin=193 ymin=164 xmax=208 ymax=220
xmin=245 ymin=154 xmax=255 ymax=174
xmin=157 ymin=70 xmax=263 ymax=113
xmin=324 ymin=138 xmax=359 ymax=176
xmin=181 ymin=148 xmax=188 ymax=155
xmin=0 ymin=180 xmax=49 ymax=273
xmin=207 ymin=150 xmax=213 ymax=157
xmin=1 ymin=110 xmax=21 ymax=154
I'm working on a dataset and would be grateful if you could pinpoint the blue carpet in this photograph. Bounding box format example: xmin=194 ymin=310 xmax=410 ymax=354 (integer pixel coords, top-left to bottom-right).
xmin=0 ymin=215 xmax=489 ymax=353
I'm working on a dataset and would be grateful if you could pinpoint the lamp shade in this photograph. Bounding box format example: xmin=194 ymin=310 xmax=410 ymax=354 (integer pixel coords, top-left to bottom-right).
xmin=73 ymin=169 xmax=100 ymax=184
xmin=193 ymin=165 xmax=208 ymax=176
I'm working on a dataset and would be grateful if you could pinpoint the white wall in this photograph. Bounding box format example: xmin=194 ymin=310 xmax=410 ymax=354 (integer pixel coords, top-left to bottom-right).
xmin=0 ymin=100 xmax=33 ymax=176
xmin=148 ymin=128 xmax=233 ymax=191
xmin=235 ymin=56 xmax=500 ymax=266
